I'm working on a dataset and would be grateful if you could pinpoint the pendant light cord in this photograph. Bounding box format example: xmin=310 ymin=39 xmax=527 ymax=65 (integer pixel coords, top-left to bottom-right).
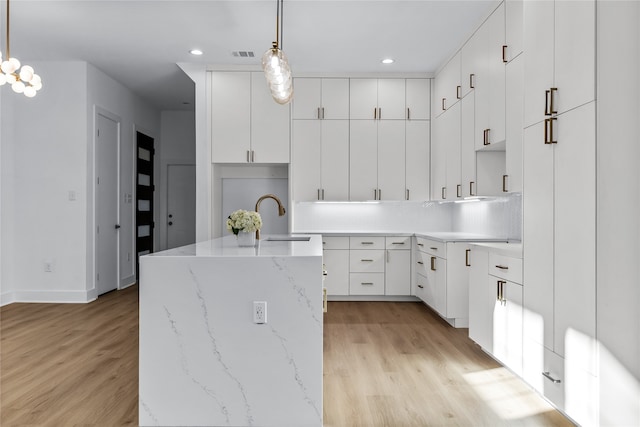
xmin=274 ymin=0 xmax=284 ymax=50
xmin=280 ymin=0 xmax=284 ymax=51
xmin=5 ymin=0 xmax=10 ymax=57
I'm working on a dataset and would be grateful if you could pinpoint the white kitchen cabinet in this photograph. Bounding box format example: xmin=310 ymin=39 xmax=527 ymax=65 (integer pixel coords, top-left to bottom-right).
xmin=444 ymin=102 xmax=461 ymax=200
xmin=348 ymin=236 xmax=385 ymax=296
xmin=523 ymin=0 xmax=595 ymax=128
xmin=430 ymin=113 xmax=447 ymax=201
xmin=505 ymin=0 xmax=523 ymax=62
xmin=385 ymin=236 xmax=411 ymax=296
xmin=469 ymin=249 xmax=491 ymax=350
xmin=433 ymin=52 xmax=461 ymax=117
xmin=292 ymin=120 xmax=349 ymax=201
xmin=211 ymin=71 xmax=290 ymax=163
xmin=405 ymin=120 xmax=430 ymax=201
xmin=350 ymin=79 xmax=406 ymax=120
xmin=504 ymin=52 xmax=523 ymax=193
xmin=292 ymin=78 xmax=349 ymax=120
xmin=405 ymin=79 xmax=431 ymax=120
xmin=350 ymin=120 xmax=406 ymax=201
xmin=460 ymin=93 xmax=476 ymax=197
xmin=460 ymin=24 xmax=485 ymax=99
xmin=322 ymin=237 xmax=350 ymax=296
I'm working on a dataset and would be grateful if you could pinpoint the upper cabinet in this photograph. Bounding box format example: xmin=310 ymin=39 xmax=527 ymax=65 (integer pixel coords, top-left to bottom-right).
xmin=211 ymin=71 xmax=290 ymax=163
xmin=406 ymin=79 xmax=431 ymax=120
xmin=523 ymin=0 xmax=595 ymax=128
xmin=350 ymin=79 xmax=407 ymax=120
xmin=292 ymin=78 xmax=349 ymax=120
xmin=505 ymin=0 xmax=523 ymax=62
xmin=433 ymin=52 xmax=461 ymax=117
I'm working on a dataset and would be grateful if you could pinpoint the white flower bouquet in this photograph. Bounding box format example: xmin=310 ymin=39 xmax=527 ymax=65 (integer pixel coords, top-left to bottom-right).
xmin=226 ymin=209 xmax=262 ymax=235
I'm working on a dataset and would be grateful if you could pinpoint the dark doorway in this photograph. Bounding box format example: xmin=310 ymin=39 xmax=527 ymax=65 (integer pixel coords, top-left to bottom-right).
xmin=136 ymin=132 xmax=155 ymax=279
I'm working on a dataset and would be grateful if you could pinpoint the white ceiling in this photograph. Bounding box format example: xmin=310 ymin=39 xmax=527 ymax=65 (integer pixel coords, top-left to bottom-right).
xmin=3 ymin=0 xmax=497 ymax=111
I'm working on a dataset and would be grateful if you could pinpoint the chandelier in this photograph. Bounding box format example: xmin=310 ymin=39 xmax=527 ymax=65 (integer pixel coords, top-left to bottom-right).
xmin=261 ymin=0 xmax=293 ymax=105
xmin=0 ymin=0 xmax=42 ymax=97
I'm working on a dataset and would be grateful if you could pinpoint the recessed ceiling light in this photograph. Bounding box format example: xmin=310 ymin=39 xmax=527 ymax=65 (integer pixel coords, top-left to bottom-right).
xmin=381 ymin=58 xmax=394 ymax=64
xmin=189 ymin=49 xmax=203 ymax=56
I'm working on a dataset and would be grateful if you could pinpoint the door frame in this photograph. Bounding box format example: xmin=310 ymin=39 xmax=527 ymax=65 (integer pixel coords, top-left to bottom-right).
xmin=134 ymin=127 xmax=158 ymax=282
xmin=92 ymin=106 xmax=121 ymax=297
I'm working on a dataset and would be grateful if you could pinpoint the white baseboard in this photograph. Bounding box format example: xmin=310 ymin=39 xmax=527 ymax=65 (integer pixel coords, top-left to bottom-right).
xmin=3 ymin=289 xmax=96 ymax=304
xmin=120 ymin=275 xmax=136 ymax=289
xmin=1 ymin=291 xmax=15 ymax=307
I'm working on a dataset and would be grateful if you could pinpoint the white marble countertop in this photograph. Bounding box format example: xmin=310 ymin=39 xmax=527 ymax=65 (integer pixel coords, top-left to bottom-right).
xmin=469 ymin=242 xmax=523 ymax=257
xmin=295 ymin=230 xmax=510 ymax=243
xmin=146 ymin=234 xmax=323 ymax=258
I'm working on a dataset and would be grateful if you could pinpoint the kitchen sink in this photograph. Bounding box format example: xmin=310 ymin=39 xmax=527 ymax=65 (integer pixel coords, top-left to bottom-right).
xmin=264 ymin=235 xmax=311 ymax=242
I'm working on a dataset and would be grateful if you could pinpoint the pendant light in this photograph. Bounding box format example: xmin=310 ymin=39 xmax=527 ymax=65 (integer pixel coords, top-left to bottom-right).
xmin=261 ymin=0 xmax=293 ymax=105
xmin=0 ymin=0 xmax=42 ymax=97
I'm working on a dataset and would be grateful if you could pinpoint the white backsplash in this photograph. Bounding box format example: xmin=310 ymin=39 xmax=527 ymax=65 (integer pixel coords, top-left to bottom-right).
xmin=292 ymin=194 xmax=521 ymax=240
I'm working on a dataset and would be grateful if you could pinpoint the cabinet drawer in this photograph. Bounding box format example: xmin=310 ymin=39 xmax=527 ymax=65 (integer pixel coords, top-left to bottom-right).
xmin=350 ymin=236 xmax=385 ymax=250
xmin=349 ymin=273 xmax=385 ymax=295
xmin=415 ymin=237 xmax=446 ymax=257
xmin=322 ymin=236 xmax=349 ymax=250
xmin=415 ymin=251 xmax=439 ymax=275
xmin=385 ymin=236 xmax=411 ymax=250
xmin=414 ymin=273 xmax=427 ymax=302
xmin=350 ymin=250 xmax=385 ymax=272
xmin=489 ymin=253 xmax=523 ymax=283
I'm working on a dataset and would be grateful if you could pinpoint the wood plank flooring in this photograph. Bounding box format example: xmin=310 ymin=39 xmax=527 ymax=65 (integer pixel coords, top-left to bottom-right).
xmin=1 ymin=286 xmax=573 ymax=426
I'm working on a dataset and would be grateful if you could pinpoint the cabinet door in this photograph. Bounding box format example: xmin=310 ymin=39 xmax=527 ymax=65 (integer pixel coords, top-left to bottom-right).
xmin=487 ymin=2 xmax=506 ymax=145
xmin=321 ymin=78 xmax=350 ymax=120
xmin=321 ymin=120 xmax=350 ymax=201
xmin=385 ymin=249 xmax=411 ymax=296
xmin=444 ymin=103 xmax=462 ymax=199
xmin=292 ymin=78 xmax=321 ymax=120
xmin=554 ymin=0 xmax=595 ymax=116
xmin=349 ymin=120 xmax=378 ymax=201
xmin=469 ymin=249 xmax=492 ymax=351
xmin=428 ymin=257 xmax=447 ymax=316
xmin=505 ymin=53 xmax=523 ymax=193
xmin=377 ymin=121 xmax=406 ymax=200
xmin=523 ymin=0 xmax=554 ymax=128
xmin=405 ymin=120 xmax=430 ymax=201
xmin=250 ymin=72 xmax=290 ymax=163
xmin=350 ymin=79 xmax=378 ymax=120
xmin=406 ymin=79 xmax=430 ymax=120
xmin=460 ymin=22 xmax=485 ymax=98
xmin=493 ymin=279 xmax=523 ymax=376
xmin=430 ymin=114 xmax=447 ymax=200
xmin=554 ymin=102 xmax=596 ymax=367
xmin=291 ymin=120 xmax=321 ymax=201
xmin=323 ymin=249 xmax=349 ymax=296
xmin=446 ymin=243 xmax=471 ymax=319
xmin=522 ymin=120 xmax=554 ymax=350
xmin=460 ymin=93 xmax=476 ymax=197
xmin=377 ymin=79 xmax=406 ymax=120
xmin=472 ymin=23 xmax=490 ymax=150
xmin=434 ymin=52 xmax=461 ymax=117
xmin=505 ymin=0 xmax=523 ymax=61
xmin=211 ymin=72 xmax=251 ymax=162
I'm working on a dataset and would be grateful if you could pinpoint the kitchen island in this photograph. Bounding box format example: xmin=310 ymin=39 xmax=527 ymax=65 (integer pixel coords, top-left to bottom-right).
xmin=139 ymin=235 xmax=323 ymax=427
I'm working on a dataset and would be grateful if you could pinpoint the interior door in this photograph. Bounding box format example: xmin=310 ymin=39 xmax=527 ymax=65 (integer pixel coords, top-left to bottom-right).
xmin=167 ymin=164 xmax=196 ymax=249
xmin=136 ymin=132 xmax=154 ymax=278
xmin=96 ymin=113 xmax=119 ymax=295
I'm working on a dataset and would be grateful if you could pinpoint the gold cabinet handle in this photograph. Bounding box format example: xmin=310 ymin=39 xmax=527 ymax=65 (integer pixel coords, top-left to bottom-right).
xmin=465 ymin=249 xmax=471 ymax=267
xmin=456 ymin=85 xmax=461 ymax=99
xmin=378 ymin=108 xmax=382 ymax=119
xmin=502 ymin=175 xmax=508 ymax=192
xmin=407 ymin=107 xmax=411 ymax=120
xmin=470 ymin=74 xmax=475 ymax=89
xmin=321 ymin=107 xmax=325 ymax=119
xmin=430 ymin=256 xmax=436 ymax=271
xmin=456 ymin=184 xmax=462 ymax=198
xmin=545 ymin=90 xmax=551 ymax=116
xmin=441 ymin=187 xmax=446 ymax=200
xmin=251 ymin=150 xmax=255 ymax=162
xmin=483 ymin=128 xmax=491 ymax=145
xmin=545 ymin=117 xmax=558 ymax=144
xmin=374 ymin=108 xmax=377 ymax=119
xmin=442 ymin=98 xmax=446 ymax=111
xmin=502 ymin=45 xmax=508 ymax=63
xmin=323 ymin=288 xmax=327 ymax=313
xmin=550 ymin=88 xmax=558 ymax=115
xmin=247 ymin=150 xmax=251 ymax=163
xmin=470 ymin=181 xmax=476 ymax=196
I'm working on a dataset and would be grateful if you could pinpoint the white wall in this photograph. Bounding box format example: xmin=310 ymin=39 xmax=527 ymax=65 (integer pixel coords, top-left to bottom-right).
xmin=158 ymin=110 xmax=195 ymax=250
xmin=0 ymin=61 xmax=160 ymax=304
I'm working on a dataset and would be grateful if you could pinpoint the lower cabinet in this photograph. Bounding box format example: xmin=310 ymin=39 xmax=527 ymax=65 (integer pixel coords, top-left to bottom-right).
xmin=323 ymin=235 xmax=411 ymax=297
xmin=413 ymin=237 xmax=472 ymax=327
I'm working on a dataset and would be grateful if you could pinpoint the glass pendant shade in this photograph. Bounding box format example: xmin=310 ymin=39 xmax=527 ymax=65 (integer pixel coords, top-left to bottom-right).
xmin=262 ymin=47 xmax=293 ymax=105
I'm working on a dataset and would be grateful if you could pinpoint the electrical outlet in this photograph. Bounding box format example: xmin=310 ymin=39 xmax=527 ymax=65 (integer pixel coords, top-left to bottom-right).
xmin=253 ymin=301 xmax=267 ymax=324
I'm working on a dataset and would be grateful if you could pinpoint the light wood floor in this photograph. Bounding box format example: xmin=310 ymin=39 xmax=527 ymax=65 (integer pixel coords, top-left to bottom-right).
xmin=1 ymin=286 xmax=573 ymax=426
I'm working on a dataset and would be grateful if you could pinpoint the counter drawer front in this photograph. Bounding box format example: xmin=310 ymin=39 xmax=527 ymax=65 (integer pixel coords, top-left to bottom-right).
xmin=415 ymin=237 xmax=446 ymax=257
xmin=350 ymin=250 xmax=385 ymax=272
xmin=385 ymin=236 xmax=411 ymax=250
xmin=414 ymin=273 xmax=427 ymax=302
xmin=322 ymin=236 xmax=350 ymax=250
xmin=489 ymin=253 xmax=523 ymax=283
xmin=350 ymin=273 xmax=385 ymax=295
xmin=350 ymin=236 xmax=385 ymax=250
xmin=415 ymin=250 xmax=433 ymax=276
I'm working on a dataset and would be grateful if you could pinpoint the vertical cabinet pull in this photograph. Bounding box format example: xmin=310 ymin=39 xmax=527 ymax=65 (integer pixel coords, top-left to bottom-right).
xmin=496 ymin=280 xmax=507 ymax=305
xmin=545 ymin=88 xmax=558 ymax=116
xmin=374 ymin=108 xmax=377 ymax=119
xmin=550 ymin=88 xmax=557 ymax=115
xmin=406 ymin=189 xmax=410 ymax=200
xmin=456 ymin=85 xmax=461 ymax=99
xmin=321 ymin=107 xmax=325 ymax=119
xmin=386 ymin=250 xmax=390 ymax=263
xmin=317 ymin=107 xmax=321 ymax=119
xmin=544 ymin=118 xmax=558 ymax=144
xmin=373 ymin=189 xmax=377 ymax=200
xmin=456 ymin=184 xmax=462 ymax=198
xmin=317 ymin=189 xmax=321 ymax=201
xmin=442 ymin=98 xmax=446 ymax=111
xmin=407 ymin=108 xmax=411 ymax=120
xmin=323 ymin=288 xmax=328 ymax=313
xmin=251 ymin=150 xmax=255 ymax=162
xmin=247 ymin=150 xmax=251 ymax=163
xmin=545 ymin=90 xmax=551 ymax=116
xmin=378 ymin=189 xmax=381 ymax=200
xmin=470 ymin=74 xmax=475 ymax=89
xmin=441 ymin=187 xmax=446 ymax=200
xmin=502 ymin=175 xmax=508 ymax=192
xmin=430 ymin=256 xmax=436 ymax=271
xmin=322 ymin=189 xmax=325 ymax=200
xmin=502 ymin=45 xmax=508 ymax=63
xmin=469 ymin=181 xmax=476 ymax=196
xmin=465 ymin=249 xmax=471 ymax=267
xmin=483 ymin=128 xmax=491 ymax=145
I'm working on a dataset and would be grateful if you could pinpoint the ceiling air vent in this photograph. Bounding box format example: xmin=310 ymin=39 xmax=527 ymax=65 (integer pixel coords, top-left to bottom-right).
xmin=232 ymin=51 xmax=255 ymax=58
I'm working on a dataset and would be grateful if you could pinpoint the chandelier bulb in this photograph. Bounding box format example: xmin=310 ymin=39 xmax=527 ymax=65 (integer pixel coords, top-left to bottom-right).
xmin=12 ymin=80 xmax=25 ymax=93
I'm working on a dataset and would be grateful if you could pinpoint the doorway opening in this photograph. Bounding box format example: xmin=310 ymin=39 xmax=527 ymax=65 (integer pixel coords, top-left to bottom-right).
xmin=136 ymin=132 xmax=155 ymax=279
